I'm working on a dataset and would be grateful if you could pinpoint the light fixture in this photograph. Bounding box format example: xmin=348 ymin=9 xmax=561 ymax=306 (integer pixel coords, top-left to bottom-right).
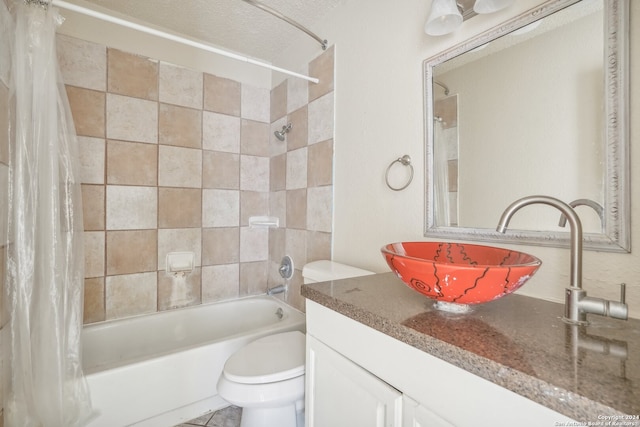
xmin=424 ymin=0 xmax=463 ymax=36
xmin=424 ymin=0 xmax=516 ymax=36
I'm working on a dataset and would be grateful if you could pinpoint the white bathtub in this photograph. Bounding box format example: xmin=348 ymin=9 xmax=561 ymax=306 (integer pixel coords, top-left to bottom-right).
xmin=82 ymin=295 xmax=306 ymax=427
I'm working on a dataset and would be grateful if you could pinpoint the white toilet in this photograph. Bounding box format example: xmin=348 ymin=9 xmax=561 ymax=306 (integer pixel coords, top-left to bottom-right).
xmin=216 ymin=260 xmax=374 ymax=427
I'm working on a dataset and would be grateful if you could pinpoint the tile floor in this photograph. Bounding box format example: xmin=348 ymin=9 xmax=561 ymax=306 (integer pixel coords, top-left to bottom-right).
xmin=175 ymin=406 xmax=241 ymax=427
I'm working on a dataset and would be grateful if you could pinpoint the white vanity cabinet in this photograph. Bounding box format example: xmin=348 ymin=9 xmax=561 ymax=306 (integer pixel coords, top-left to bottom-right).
xmin=305 ymin=300 xmax=576 ymax=427
xmin=306 ymin=335 xmax=402 ymax=427
xmin=402 ymin=396 xmax=455 ymax=427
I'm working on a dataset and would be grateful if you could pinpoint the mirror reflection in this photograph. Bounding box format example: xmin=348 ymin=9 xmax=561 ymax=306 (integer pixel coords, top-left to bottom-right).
xmin=424 ymin=0 xmax=630 ymax=252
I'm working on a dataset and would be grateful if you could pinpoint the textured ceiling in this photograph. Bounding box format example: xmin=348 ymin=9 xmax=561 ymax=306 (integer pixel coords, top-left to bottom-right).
xmin=77 ymin=0 xmax=343 ymax=62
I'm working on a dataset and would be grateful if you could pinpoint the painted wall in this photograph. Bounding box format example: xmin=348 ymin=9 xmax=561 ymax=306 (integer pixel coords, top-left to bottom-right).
xmin=274 ymin=0 xmax=640 ymax=319
xmin=446 ymin=10 xmax=603 ymax=232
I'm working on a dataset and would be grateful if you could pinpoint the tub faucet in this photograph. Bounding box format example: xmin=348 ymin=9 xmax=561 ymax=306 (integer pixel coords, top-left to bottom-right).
xmin=267 ymin=255 xmax=294 ymax=296
xmin=267 ymin=284 xmax=287 ymax=296
xmin=496 ymin=195 xmax=628 ymax=325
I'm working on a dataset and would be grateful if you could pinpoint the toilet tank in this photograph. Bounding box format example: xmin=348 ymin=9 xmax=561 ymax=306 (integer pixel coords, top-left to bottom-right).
xmin=302 ymin=260 xmax=375 ymax=284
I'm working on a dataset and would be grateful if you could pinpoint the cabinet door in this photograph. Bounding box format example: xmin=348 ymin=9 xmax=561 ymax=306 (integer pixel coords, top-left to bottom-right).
xmin=402 ymin=395 xmax=455 ymax=427
xmin=306 ymin=335 xmax=403 ymax=427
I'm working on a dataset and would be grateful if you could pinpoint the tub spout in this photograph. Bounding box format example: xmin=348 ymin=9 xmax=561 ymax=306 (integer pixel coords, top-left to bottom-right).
xmin=267 ymin=284 xmax=287 ymax=296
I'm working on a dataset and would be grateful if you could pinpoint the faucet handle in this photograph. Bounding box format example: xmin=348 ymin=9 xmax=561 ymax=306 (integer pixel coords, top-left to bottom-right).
xmin=608 ymin=283 xmax=628 ymax=320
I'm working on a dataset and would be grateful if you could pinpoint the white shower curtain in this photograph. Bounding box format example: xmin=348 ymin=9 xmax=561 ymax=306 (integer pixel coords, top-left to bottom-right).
xmin=4 ymin=1 xmax=93 ymax=425
xmin=433 ymin=120 xmax=451 ymax=227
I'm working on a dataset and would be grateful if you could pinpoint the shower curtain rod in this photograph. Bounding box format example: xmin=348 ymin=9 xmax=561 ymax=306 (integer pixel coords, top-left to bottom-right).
xmin=49 ymin=0 xmax=320 ymax=84
xmin=240 ymin=0 xmax=327 ymax=50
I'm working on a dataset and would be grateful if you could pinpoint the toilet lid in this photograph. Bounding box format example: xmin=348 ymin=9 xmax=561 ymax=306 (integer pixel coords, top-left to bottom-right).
xmin=223 ymin=330 xmax=305 ymax=384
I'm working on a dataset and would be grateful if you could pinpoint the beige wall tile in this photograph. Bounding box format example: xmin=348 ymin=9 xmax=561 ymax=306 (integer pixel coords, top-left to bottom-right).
xmin=106 ymin=185 xmax=157 ymax=230
xmin=286 ymin=147 xmax=308 ymax=190
xmin=105 ymin=272 xmax=157 ymax=319
xmin=269 ymin=228 xmax=286 ymax=263
xmin=57 ymin=35 xmax=106 ymax=92
xmin=239 ymin=261 xmax=268 ymax=296
xmin=270 ymin=80 xmax=287 ymax=122
xmin=309 ymin=45 xmax=335 ymax=102
xmin=201 ymin=264 xmax=239 ymax=303
xmin=202 ymin=227 xmax=239 ymax=265
xmin=0 ymin=246 xmax=6 ymax=327
xmin=157 ymin=228 xmax=202 ymax=269
xmin=204 ymin=74 xmax=240 ymax=116
xmin=308 ymin=139 xmax=333 ymax=187
xmin=240 ymin=227 xmax=268 ymax=262
xmin=203 ymin=111 xmax=240 ymax=153
xmin=106 ymin=94 xmax=158 ymax=144
xmin=78 ymin=136 xmax=105 ymax=185
xmin=0 ymin=164 xmax=7 ymax=246
xmin=240 ymin=191 xmax=269 ymax=226
xmin=158 ymin=188 xmax=201 ymax=228
xmin=270 ymin=190 xmax=286 ymax=229
xmin=285 ymin=228 xmax=307 ymax=270
xmin=286 ymin=189 xmax=307 ymax=230
xmin=306 ymin=230 xmax=332 ymax=262
xmin=158 ymin=145 xmax=202 ymax=188
xmin=159 ymin=103 xmax=202 ymax=149
xmin=106 ymin=229 xmax=157 ymax=275
xmin=202 ymin=189 xmax=239 ymax=227
xmin=240 ymin=155 xmax=269 ymax=192
xmin=159 ymin=62 xmax=203 ymax=109
xmin=287 ymin=68 xmax=309 ymax=114
xmin=241 ymin=85 xmax=270 ymax=123
xmin=107 ymin=140 xmax=158 ymax=186
xmin=108 ymin=48 xmax=158 ymax=101
xmin=270 ymin=153 xmax=286 ymax=192
xmin=448 ymin=159 xmax=459 ymax=192
xmin=202 ymin=151 xmax=239 ymax=190
xmin=308 ymin=92 xmax=334 ymax=145
xmin=66 ymin=86 xmax=105 ymax=138
xmin=84 ymin=231 xmax=105 ymax=278
xmin=0 ymin=81 xmax=9 ymax=165
xmin=287 ymin=106 xmax=308 ymax=151
xmin=158 ymin=268 xmax=201 ymax=310
xmin=81 ymin=184 xmax=105 ymax=231
xmin=286 ymin=273 xmax=305 ymax=312
xmin=83 ymin=277 xmax=105 ymax=324
xmin=240 ymin=119 xmax=269 ymax=157
xmin=270 ymin=117 xmax=289 ymax=153
xmin=307 ymin=185 xmax=333 ymax=232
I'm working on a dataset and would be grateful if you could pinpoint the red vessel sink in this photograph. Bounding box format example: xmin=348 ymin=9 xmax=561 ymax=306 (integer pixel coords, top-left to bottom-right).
xmin=381 ymin=242 xmax=542 ymax=306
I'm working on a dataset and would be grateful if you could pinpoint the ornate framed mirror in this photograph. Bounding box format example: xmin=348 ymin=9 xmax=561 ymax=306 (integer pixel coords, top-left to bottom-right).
xmin=424 ymin=0 xmax=630 ymax=252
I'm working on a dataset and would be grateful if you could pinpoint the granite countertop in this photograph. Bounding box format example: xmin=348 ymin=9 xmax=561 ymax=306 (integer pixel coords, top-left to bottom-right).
xmin=301 ymin=272 xmax=640 ymax=423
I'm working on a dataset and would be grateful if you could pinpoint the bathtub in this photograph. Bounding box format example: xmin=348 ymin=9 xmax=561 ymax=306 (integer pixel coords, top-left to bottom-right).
xmin=82 ymin=295 xmax=306 ymax=427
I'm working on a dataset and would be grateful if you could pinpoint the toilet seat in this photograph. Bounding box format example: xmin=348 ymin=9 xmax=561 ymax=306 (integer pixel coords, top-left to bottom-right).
xmin=223 ymin=330 xmax=305 ymax=384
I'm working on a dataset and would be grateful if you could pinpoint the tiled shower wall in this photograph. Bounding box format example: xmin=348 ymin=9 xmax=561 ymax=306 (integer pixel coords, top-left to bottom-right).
xmin=267 ymin=47 xmax=335 ymax=310
xmin=57 ymin=35 xmax=334 ymax=321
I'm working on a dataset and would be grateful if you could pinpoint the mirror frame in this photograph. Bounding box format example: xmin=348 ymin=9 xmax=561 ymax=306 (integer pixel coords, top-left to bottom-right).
xmin=424 ymin=0 xmax=630 ymax=252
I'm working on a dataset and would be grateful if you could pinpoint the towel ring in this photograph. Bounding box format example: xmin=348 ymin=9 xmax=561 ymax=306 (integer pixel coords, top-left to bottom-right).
xmin=385 ymin=155 xmax=414 ymax=191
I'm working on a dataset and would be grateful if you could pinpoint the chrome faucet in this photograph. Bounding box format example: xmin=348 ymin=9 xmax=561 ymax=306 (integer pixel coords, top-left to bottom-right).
xmin=558 ymin=198 xmax=604 ymax=228
xmin=267 ymin=255 xmax=294 ymax=297
xmin=496 ymin=195 xmax=628 ymax=325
